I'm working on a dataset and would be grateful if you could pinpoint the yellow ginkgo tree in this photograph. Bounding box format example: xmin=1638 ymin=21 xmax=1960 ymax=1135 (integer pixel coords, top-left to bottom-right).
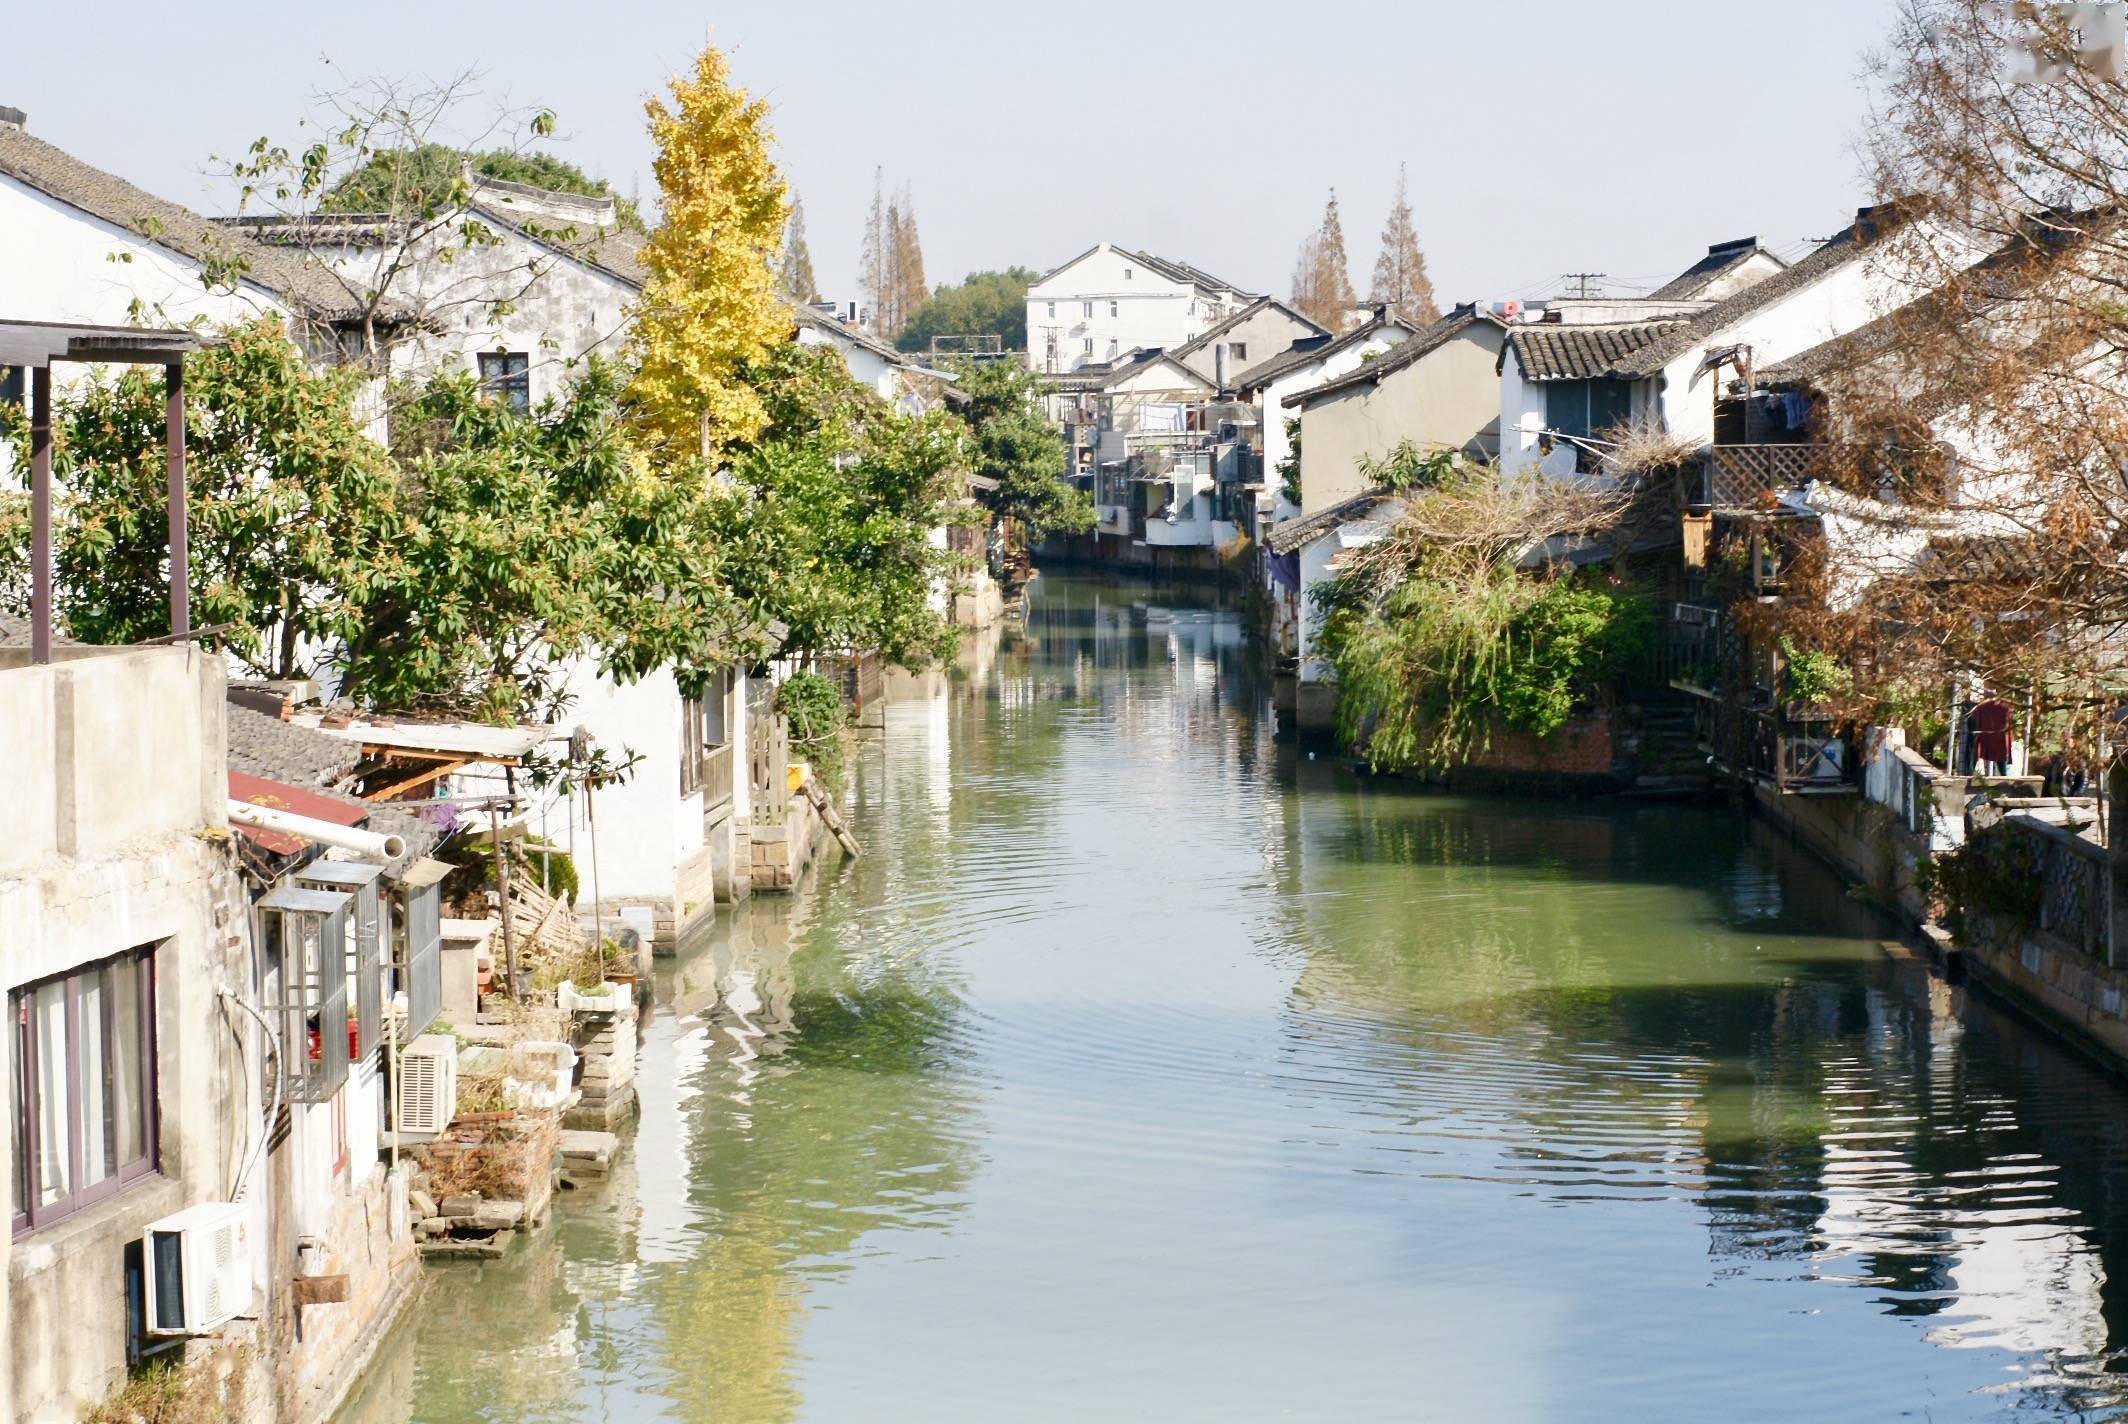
xmin=626 ymin=42 xmax=791 ymax=461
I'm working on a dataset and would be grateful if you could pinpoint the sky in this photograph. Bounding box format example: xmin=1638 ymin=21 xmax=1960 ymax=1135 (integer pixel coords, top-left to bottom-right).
xmin=5 ymin=0 xmax=1905 ymax=309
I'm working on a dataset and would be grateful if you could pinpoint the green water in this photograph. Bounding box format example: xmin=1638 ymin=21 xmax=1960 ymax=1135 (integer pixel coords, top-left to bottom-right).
xmin=344 ymin=575 xmax=2128 ymax=1422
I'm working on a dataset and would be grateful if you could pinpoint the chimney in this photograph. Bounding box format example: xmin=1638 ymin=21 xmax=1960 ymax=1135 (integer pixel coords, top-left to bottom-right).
xmin=1215 ymin=342 xmax=1230 ymax=389
xmin=0 ymin=107 xmax=26 ymax=131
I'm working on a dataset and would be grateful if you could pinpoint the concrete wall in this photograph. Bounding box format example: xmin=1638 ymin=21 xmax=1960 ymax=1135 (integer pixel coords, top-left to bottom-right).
xmin=1259 ymin=325 xmax=1416 ymax=495
xmin=1174 ymin=306 xmax=1320 ymax=387
xmin=0 ymin=648 xmax=260 ymax=1423
xmin=1297 ymin=322 xmax=1506 ymax=513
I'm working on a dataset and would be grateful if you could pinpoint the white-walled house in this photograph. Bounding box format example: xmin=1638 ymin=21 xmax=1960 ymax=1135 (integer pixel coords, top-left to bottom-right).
xmin=1166 ymin=298 xmax=1326 ymax=390
xmin=1498 ymin=206 xmax=1948 ymax=477
xmin=223 ymin=176 xmax=648 ymax=410
xmin=795 ymin=302 xmax=908 ymax=401
xmin=1286 ymin=304 xmax=1509 ymax=514
xmin=0 ymin=107 xmax=353 ymax=338
xmin=1236 ymin=307 xmax=1427 ymax=520
xmin=1027 ymin=243 xmax=1256 ymax=373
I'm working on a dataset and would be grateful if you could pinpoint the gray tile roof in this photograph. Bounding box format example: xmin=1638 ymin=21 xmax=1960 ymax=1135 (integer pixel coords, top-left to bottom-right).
xmin=1169 ymin=298 xmax=1326 ymax=364
xmin=1763 ymin=205 xmax=2121 ymax=386
xmin=1646 ymin=238 xmax=1786 ymax=300
xmin=226 ymin=703 xmax=443 ymax=871
xmin=0 ymin=122 xmax=362 ymax=319
xmin=1034 ymin=242 xmax=1256 ymax=299
xmin=1266 ymin=489 xmax=1402 ymax=556
xmin=792 ymin=302 xmax=904 ymax=363
xmin=1284 ymin=305 xmax=1502 ymax=406
xmin=1505 ymin=319 xmax=1689 ymax=382
xmin=1235 ymin=308 xmax=1423 ymax=392
xmin=0 ymin=613 xmax=76 ymax=647
xmin=226 ymin=703 xmax=361 ymax=788
xmin=1596 ymin=207 xmax=1902 ymax=379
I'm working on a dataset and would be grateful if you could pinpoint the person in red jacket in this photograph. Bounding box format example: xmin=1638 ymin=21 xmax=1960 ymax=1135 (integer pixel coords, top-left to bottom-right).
xmin=1970 ymin=694 xmax=2015 ymax=775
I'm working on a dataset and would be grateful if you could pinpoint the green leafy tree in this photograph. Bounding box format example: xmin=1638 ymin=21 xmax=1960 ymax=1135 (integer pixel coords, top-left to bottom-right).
xmin=323 ymin=142 xmax=648 ymax=233
xmin=707 ymin=342 xmax=966 ymax=669
xmin=341 ymin=357 xmax=745 ymax=718
xmin=1 ymin=318 xmax=390 ymax=671
xmin=895 ymin=268 xmax=1035 ymax=354
xmin=951 ymin=359 xmax=1092 ymax=538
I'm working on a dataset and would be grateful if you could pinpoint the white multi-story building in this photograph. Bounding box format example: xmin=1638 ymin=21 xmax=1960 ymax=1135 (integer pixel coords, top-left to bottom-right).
xmin=1026 ymin=242 xmax=1256 ymax=373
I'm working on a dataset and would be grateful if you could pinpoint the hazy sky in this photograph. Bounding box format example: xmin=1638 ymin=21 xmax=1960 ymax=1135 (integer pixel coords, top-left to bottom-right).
xmin=8 ymin=0 xmax=1903 ymax=307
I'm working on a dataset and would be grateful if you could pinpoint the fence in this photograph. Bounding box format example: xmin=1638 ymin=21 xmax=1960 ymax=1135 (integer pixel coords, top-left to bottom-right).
xmin=1703 ymin=445 xmax=1820 ymax=508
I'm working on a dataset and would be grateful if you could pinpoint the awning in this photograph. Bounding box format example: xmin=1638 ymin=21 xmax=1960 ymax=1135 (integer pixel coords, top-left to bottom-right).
xmin=229 ymin=770 xmax=367 ymax=856
xmin=288 ymin=712 xmax=557 ymax=761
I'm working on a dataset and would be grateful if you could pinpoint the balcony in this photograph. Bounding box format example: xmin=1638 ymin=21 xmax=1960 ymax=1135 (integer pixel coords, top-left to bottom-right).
xmin=1701 ymin=445 xmax=1821 ymax=509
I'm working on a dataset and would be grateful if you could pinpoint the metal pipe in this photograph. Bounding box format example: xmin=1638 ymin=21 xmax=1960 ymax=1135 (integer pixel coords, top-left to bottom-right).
xmin=166 ymin=362 xmax=189 ymax=637
xmin=31 ymin=365 xmax=51 ymax=665
xmin=226 ymin=800 xmax=406 ymax=861
xmin=217 ymin=985 xmax=282 ymax=1203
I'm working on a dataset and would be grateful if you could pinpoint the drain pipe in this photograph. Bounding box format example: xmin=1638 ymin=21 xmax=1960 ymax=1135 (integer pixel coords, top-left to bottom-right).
xmin=227 ymin=799 xmax=406 ymax=861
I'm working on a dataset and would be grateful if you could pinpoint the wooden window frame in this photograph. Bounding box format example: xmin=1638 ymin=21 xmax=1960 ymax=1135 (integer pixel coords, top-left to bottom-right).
xmin=11 ymin=947 xmax=160 ymax=1237
xmin=477 ymin=351 xmax=531 ymax=412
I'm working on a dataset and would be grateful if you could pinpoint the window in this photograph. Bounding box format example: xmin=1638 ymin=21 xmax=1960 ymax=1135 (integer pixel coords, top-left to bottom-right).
xmin=12 ymin=947 xmax=158 ymax=1233
xmin=1084 ymin=337 xmax=1094 ymax=355
xmin=477 ymin=351 xmax=530 ymax=411
xmin=1083 ymin=301 xmax=1094 ymax=319
xmin=1110 ymin=300 xmax=1119 ymax=319
xmin=1545 ymin=379 xmax=1633 ymax=441
xmin=1047 ymin=302 xmax=1056 ymax=319
xmin=1230 ymin=342 xmax=1248 ymax=361
xmin=255 ymin=887 xmax=350 ymax=1105
xmin=1124 ymin=267 xmax=1134 ymax=280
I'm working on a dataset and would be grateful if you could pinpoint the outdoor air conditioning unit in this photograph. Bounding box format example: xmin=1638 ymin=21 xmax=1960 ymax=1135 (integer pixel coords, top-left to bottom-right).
xmin=144 ymin=1202 xmax=254 ymax=1335
xmin=398 ymin=1034 xmax=460 ymax=1134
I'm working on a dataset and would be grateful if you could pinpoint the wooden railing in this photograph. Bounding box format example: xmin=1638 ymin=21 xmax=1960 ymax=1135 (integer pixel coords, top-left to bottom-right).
xmin=699 ymin=742 xmax=734 ymax=812
xmin=1703 ymin=445 xmax=1821 ymax=508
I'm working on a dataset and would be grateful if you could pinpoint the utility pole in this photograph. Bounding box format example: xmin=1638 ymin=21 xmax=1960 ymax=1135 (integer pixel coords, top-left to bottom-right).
xmin=1562 ymin=272 xmax=1608 ymax=299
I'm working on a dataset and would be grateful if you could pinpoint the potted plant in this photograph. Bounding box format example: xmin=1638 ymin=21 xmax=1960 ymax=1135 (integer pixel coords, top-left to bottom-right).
xmin=557 ymin=942 xmax=629 ymax=1015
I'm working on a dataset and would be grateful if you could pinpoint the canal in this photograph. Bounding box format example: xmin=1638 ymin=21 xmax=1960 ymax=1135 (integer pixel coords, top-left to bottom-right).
xmin=345 ymin=574 xmax=2128 ymax=1422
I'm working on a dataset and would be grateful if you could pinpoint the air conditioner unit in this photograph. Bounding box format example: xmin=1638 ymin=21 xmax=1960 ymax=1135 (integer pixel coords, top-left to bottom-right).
xmin=398 ymin=1034 xmax=460 ymax=1134
xmin=144 ymin=1202 xmax=253 ymax=1335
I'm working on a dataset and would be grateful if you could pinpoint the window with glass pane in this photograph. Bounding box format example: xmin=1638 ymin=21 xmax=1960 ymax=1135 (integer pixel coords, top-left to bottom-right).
xmin=10 ymin=947 xmax=157 ymax=1233
xmin=1546 ymin=379 xmax=1633 ymax=442
xmin=477 ymin=352 xmax=531 ymax=412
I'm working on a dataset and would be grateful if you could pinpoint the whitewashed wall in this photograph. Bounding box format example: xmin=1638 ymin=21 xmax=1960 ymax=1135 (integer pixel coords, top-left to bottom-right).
xmin=1027 ymin=244 xmax=1241 ymax=372
xmin=0 ymin=174 xmax=295 ymax=330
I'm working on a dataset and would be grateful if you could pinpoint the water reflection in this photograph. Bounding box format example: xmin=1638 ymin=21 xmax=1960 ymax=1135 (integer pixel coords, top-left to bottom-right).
xmin=347 ymin=575 xmax=2128 ymax=1423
